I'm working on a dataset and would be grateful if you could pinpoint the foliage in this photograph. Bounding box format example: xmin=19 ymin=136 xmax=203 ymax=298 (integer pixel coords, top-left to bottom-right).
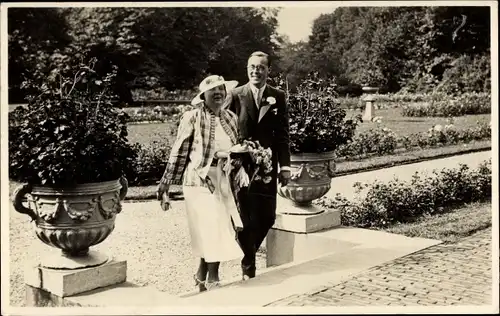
xmin=282 ymin=73 xmax=361 ymax=154
xmin=8 ymin=8 xmax=72 ymax=103
xmin=276 ymin=6 xmax=490 ymax=94
xmin=128 ymin=141 xmax=172 ymax=186
xmin=401 ymin=92 xmax=491 ymax=117
xmin=8 ymin=7 xmax=280 ymax=102
xmin=434 ymin=54 xmax=491 ymax=95
xmin=336 ymin=125 xmax=398 ymax=157
xmin=130 ymin=7 xmax=280 ymax=90
xmin=315 ymin=159 xmax=492 ymax=228
xmin=337 ymin=120 xmax=491 ymax=159
xmin=8 ymin=58 xmax=137 ymax=186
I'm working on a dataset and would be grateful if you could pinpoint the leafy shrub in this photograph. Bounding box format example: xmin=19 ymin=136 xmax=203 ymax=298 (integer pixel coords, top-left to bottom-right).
xmin=127 ymin=141 xmax=172 ymax=186
xmin=399 ymin=121 xmax=490 ymax=150
xmin=286 ymin=73 xmax=361 ymax=154
xmin=9 ymin=58 xmax=137 ymax=186
xmin=335 ymin=120 xmax=490 ymax=159
xmin=401 ymin=92 xmax=491 ymax=117
xmin=336 ymin=125 xmax=398 ymax=158
xmin=315 ymin=160 xmax=492 ymax=228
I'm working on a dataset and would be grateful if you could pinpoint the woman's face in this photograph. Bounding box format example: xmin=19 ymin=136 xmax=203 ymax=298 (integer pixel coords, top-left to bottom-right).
xmin=203 ymin=84 xmax=226 ymax=107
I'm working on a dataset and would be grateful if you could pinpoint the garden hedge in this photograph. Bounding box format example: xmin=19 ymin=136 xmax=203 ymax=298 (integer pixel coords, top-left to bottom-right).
xmin=314 ymin=159 xmax=492 ymax=228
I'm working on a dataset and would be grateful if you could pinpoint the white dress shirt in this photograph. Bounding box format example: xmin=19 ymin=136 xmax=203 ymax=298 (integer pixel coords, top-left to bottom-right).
xmin=250 ymin=83 xmax=266 ymax=109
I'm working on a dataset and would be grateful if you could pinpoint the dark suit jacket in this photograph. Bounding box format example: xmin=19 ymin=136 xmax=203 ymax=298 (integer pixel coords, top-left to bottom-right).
xmin=228 ymin=83 xmax=291 ymax=196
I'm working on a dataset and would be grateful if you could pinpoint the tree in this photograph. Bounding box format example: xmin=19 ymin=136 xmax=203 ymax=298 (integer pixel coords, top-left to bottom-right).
xmin=61 ymin=7 xmax=147 ymax=104
xmin=131 ymin=7 xmax=280 ymax=91
xmin=8 ymin=8 xmax=71 ymax=103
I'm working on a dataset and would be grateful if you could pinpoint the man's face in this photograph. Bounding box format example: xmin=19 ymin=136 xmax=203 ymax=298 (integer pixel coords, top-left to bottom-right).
xmin=247 ymin=55 xmax=269 ymax=88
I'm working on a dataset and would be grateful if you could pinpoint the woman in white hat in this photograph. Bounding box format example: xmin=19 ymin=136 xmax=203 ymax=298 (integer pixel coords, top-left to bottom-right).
xmin=157 ymin=75 xmax=244 ymax=291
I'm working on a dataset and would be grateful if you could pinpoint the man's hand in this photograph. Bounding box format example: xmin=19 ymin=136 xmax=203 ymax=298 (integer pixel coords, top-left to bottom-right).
xmin=278 ymin=170 xmax=291 ymax=186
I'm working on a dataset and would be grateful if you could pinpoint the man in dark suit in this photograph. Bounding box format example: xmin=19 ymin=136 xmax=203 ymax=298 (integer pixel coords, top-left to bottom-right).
xmin=228 ymin=51 xmax=291 ymax=280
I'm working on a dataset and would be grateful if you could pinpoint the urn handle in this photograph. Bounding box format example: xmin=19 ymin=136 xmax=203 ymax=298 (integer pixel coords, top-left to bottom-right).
xmin=119 ymin=176 xmax=128 ymax=200
xmin=12 ymin=184 xmax=38 ymax=221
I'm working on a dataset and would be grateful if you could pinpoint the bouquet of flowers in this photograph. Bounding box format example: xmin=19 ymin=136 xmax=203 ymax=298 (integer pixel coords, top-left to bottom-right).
xmin=220 ymin=140 xmax=273 ymax=231
xmin=228 ymin=140 xmax=273 ymax=186
xmin=241 ymin=139 xmax=273 ymax=185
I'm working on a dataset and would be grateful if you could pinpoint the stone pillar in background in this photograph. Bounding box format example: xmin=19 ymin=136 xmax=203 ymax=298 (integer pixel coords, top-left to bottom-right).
xmin=362 ymin=94 xmax=376 ymax=122
xmin=361 ymin=86 xmax=379 ymax=122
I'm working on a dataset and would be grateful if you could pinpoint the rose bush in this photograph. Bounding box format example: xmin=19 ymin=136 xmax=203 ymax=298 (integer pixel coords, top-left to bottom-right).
xmin=314 ymin=159 xmax=492 ymax=228
xmin=402 ymin=92 xmax=491 ymax=117
xmin=336 ymin=121 xmax=491 ymax=160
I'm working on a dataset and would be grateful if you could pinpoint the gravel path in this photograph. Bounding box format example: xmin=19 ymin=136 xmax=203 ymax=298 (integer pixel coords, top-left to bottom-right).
xmin=8 ymin=199 xmax=266 ymax=307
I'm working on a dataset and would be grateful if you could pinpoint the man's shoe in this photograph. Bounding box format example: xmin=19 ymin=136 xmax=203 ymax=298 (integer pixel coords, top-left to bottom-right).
xmin=241 ymin=265 xmax=256 ymax=280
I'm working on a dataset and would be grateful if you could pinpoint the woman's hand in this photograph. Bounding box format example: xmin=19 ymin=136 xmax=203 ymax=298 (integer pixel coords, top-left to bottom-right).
xmin=157 ymin=183 xmax=171 ymax=211
xmin=215 ymin=151 xmax=229 ymax=159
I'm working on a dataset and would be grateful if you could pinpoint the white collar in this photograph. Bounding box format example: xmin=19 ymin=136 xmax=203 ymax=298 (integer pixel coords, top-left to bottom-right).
xmin=250 ymin=83 xmax=266 ymax=93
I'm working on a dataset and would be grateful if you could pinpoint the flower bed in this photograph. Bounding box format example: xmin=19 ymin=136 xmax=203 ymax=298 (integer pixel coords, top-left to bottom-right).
xmin=336 ymin=92 xmax=450 ymax=110
xmin=126 ymin=104 xmax=195 ymax=124
xmin=314 ymin=159 xmax=492 ymax=228
xmin=401 ymin=92 xmax=491 ymax=117
xmin=336 ymin=121 xmax=491 ymax=159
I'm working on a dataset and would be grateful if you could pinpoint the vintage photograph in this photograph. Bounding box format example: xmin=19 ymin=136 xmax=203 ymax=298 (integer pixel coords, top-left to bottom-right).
xmin=1 ymin=1 xmax=497 ymax=314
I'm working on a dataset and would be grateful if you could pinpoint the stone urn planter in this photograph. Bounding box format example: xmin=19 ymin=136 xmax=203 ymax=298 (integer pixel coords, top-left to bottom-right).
xmin=278 ymin=151 xmax=336 ymax=206
xmin=12 ymin=177 xmax=128 ymax=269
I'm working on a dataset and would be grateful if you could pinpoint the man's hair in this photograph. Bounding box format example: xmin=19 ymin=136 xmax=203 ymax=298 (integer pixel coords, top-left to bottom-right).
xmin=249 ymin=51 xmax=271 ymax=68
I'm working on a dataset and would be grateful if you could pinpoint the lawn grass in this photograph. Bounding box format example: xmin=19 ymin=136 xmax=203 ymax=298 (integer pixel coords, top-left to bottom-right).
xmin=126 ymin=108 xmax=491 ymax=146
xmin=380 ymin=201 xmax=492 ymax=243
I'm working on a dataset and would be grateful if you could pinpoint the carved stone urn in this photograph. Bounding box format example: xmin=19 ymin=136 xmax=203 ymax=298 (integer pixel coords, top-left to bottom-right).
xmin=278 ymin=151 xmax=336 ymax=208
xmin=12 ymin=177 xmax=128 ymax=269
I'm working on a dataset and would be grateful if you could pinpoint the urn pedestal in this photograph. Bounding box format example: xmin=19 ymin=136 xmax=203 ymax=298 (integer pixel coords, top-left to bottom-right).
xmin=270 ymin=152 xmax=340 ymax=267
xmin=13 ymin=177 xmax=128 ymax=269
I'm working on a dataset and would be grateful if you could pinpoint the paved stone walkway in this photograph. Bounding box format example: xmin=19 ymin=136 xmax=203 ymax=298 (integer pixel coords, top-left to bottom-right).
xmin=267 ymin=228 xmax=493 ymax=306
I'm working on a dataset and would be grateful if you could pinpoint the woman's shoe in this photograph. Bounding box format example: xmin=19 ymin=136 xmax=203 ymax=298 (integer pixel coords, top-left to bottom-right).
xmin=194 ymin=274 xmax=207 ymax=292
xmin=204 ymin=280 xmax=221 ymax=291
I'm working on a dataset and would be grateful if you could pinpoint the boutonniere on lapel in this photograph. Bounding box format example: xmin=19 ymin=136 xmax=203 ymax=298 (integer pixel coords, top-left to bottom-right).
xmin=266 ymin=96 xmax=276 ymax=105
xmin=258 ymin=96 xmax=277 ymax=122
xmin=263 ymin=97 xmax=278 ymax=115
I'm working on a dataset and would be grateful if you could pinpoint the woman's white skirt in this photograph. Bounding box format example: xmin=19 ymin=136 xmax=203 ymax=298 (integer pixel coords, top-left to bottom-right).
xmin=183 ymin=167 xmax=244 ymax=263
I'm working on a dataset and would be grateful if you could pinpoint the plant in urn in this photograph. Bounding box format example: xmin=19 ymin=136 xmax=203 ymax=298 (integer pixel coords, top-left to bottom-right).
xmin=9 ymin=57 xmax=136 ymax=269
xmin=274 ymin=73 xmax=360 ymax=211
